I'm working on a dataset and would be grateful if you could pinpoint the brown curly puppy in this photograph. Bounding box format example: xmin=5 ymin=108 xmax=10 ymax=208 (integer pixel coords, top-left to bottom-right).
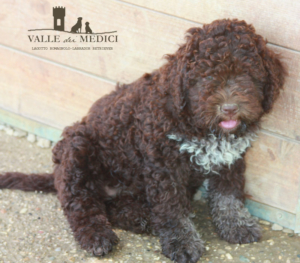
xmin=0 ymin=19 xmax=286 ymax=263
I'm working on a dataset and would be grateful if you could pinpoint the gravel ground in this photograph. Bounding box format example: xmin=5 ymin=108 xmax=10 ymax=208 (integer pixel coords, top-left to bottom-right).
xmin=0 ymin=130 xmax=300 ymax=263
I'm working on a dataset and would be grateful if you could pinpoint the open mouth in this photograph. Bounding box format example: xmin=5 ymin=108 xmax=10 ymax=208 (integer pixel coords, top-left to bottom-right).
xmin=219 ymin=120 xmax=240 ymax=130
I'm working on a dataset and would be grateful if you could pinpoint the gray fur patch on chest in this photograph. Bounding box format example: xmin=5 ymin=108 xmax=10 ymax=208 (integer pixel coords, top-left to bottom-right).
xmin=168 ymin=133 xmax=256 ymax=173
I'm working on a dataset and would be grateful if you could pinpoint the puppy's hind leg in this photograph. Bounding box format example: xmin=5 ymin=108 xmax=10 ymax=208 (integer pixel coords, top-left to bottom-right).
xmin=63 ymin=194 xmax=118 ymax=256
xmin=55 ymin=125 xmax=118 ymax=256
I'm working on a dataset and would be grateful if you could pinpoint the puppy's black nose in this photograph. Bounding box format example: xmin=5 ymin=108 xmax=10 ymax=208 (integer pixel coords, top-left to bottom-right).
xmin=221 ymin=104 xmax=239 ymax=116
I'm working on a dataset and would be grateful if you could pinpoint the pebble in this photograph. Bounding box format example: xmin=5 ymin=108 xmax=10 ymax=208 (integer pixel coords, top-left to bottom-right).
xmin=282 ymin=228 xmax=294 ymax=234
xmin=4 ymin=127 xmax=14 ymax=136
xmin=37 ymin=137 xmax=51 ymax=148
xmin=19 ymin=208 xmax=27 ymax=214
xmin=189 ymin=213 xmax=196 ymax=218
xmin=0 ymin=124 xmax=6 ymax=130
xmin=272 ymin=223 xmax=283 ymax=231
xmin=263 ymin=260 xmax=271 ymax=263
xmin=226 ymin=253 xmax=233 ymax=260
xmin=27 ymin=133 xmax=36 ymax=143
xmin=217 ymin=249 xmax=226 ymax=254
xmin=259 ymin=220 xmax=271 ymax=226
xmin=55 ymin=247 xmax=61 ymax=251
xmin=13 ymin=129 xmax=27 ymax=137
xmin=193 ymin=190 xmax=202 ymax=201
xmin=239 ymin=255 xmax=250 ymax=262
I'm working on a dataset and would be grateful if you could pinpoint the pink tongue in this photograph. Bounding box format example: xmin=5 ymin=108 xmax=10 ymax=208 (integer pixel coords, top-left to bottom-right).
xmin=220 ymin=120 xmax=238 ymax=129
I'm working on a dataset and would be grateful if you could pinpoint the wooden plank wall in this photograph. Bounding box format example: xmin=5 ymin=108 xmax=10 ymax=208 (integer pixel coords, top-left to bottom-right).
xmin=0 ymin=0 xmax=299 ymax=224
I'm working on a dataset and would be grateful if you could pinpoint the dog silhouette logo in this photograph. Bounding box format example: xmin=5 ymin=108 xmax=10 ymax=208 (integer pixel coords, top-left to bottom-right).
xmin=85 ymin=22 xmax=93 ymax=34
xmin=71 ymin=17 xmax=83 ymax=33
xmin=28 ymin=6 xmax=116 ymax=35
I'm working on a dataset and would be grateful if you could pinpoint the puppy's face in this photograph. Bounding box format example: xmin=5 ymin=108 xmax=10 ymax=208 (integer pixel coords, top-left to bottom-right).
xmin=188 ymin=73 xmax=264 ymax=135
xmin=169 ymin=20 xmax=285 ymax=136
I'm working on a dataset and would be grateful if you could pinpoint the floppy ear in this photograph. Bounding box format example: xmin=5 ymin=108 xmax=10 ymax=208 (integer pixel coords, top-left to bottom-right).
xmin=160 ymin=51 xmax=189 ymax=116
xmin=162 ymin=28 xmax=201 ymax=115
xmin=260 ymin=45 xmax=286 ymax=113
xmin=168 ymin=60 xmax=189 ymax=114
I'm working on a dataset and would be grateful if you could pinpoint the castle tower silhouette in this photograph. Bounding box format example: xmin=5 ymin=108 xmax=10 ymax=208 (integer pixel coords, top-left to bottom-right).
xmin=53 ymin=6 xmax=65 ymax=31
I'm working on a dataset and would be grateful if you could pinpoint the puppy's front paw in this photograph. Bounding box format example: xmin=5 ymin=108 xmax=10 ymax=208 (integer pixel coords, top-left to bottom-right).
xmin=161 ymin=235 xmax=205 ymax=263
xmin=159 ymin=218 xmax=205 ymax=263
xmin=76 ymin=226 xmax=119 ymax=256
xmin=210 ymin=194 xmax=262 ymax=244
xmin=218 ymin=217 xmax=262 ymax=244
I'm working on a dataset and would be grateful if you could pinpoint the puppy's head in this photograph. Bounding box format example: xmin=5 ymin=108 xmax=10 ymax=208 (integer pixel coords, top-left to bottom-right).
xmin=164 ymin=19 xmax=286 ymax=136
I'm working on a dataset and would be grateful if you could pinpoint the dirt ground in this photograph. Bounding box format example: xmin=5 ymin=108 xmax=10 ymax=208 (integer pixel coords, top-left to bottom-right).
xmin=0 ymin=130 xmax=299 ymax=263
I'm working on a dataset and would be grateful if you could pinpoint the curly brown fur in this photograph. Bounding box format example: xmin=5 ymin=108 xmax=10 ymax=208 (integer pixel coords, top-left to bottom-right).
xmin=0 ymin=19 xmax=286 ymax=262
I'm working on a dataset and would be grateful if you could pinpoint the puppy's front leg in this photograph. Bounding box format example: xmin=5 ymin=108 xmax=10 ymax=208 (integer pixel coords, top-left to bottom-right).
xmin=208 ymin=158 xmax=261 ymax=244
xmin=146 ymin=170 xmax=205 ymax=263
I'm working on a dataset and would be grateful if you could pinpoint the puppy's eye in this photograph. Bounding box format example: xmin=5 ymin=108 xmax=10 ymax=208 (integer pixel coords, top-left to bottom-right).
xmin=206 ymin=76 xmax=213 ymax=80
